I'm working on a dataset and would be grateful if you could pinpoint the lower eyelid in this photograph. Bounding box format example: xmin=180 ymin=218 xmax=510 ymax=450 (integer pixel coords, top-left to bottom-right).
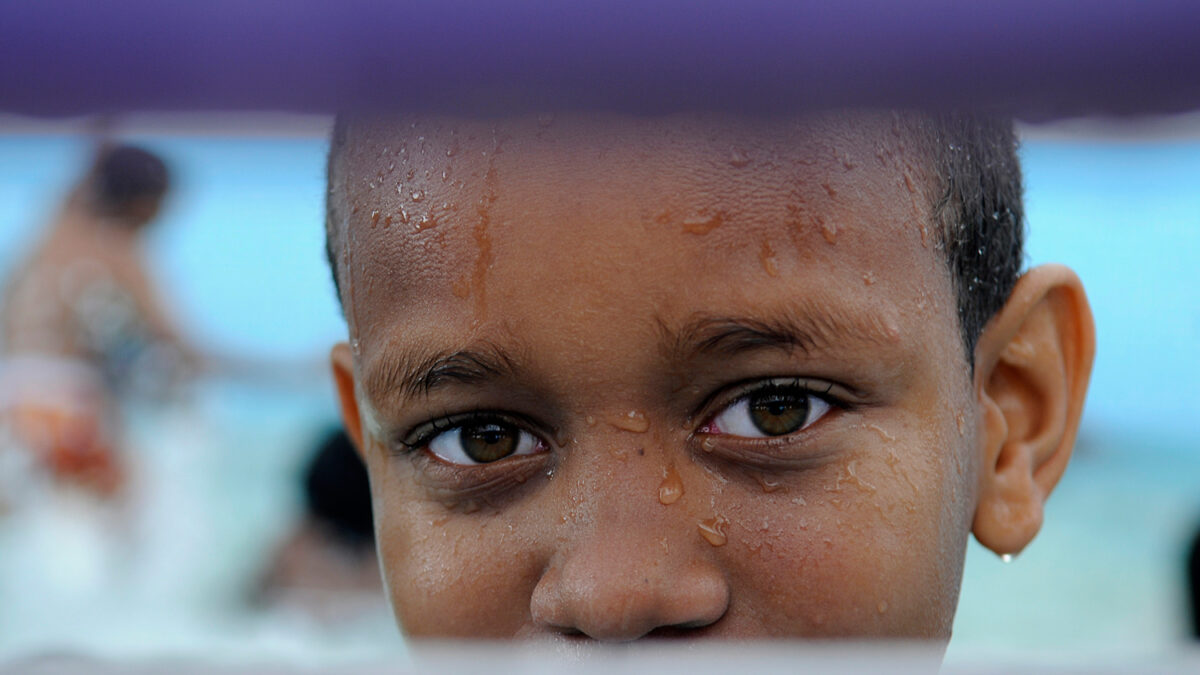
xmin=690 ymin=431 xmax=838 ymax=471
xmin=413 ymin=448 xmax=551 ymax=500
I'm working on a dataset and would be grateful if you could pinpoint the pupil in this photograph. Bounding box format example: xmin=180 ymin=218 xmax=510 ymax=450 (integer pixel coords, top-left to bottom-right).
xmin=461 ymin=422 xmax=519 ymax=463
xmin=748 ymin=391 xmax=809 ymax=436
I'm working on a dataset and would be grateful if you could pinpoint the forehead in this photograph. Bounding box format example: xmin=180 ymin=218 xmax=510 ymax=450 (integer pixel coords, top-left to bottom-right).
xmin=333 ymin=112 xmax=949 ymax=367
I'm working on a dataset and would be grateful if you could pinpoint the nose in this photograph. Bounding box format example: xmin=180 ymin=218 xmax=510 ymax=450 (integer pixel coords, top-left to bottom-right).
xmin=530 ymin=525 xmax=730 ymax=641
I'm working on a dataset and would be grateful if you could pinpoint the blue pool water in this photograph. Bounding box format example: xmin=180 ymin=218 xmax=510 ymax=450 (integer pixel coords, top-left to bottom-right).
xmin=0 ymin=122 xmax=1197 ymax=662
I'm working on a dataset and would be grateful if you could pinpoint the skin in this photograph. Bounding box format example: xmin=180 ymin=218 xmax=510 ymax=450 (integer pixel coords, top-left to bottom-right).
xmin=329 ymin=112 xmax=1095 ymax=642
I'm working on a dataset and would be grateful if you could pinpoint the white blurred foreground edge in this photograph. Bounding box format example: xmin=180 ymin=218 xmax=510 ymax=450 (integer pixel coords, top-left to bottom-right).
xmin=5 ymin=641 xmax=1200 ymax=675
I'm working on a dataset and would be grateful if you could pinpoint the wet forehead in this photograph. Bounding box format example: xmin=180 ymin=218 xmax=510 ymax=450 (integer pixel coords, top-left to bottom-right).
xmin=336 ymin=113 xmax=931 ymax=233
xmin=333 ymin=112 xmax=947 ymax=357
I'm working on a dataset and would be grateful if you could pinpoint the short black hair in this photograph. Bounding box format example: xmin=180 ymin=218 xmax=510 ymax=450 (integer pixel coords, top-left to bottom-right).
xmin=324 ymin=112 xmax=1023 ymax=362
xmin=90 ymin=144 xmax=170 ymax=217
xmin=920 ymin=112 xmax=1025 ymax=361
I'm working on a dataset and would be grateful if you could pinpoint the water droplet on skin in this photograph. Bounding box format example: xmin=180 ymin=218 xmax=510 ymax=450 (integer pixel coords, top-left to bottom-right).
xmin=658 ymin=467 xmax=684 ymax=505
xmin=416 ymin=213 xmax=439 ymax=231
xmin=844 ymin=460 xmax=876 ymax=493
xmin=753 ymin=473 xmax=782 ymax=493
xmin=956 ymin=412 xmax=966 ymax=437
xmin=384 ymin=214 xmax=393 ymax=227
xmin=877 ymin=600 xmax=889 ymax=614
xmin=552 ymin=428 xmax=571 ymax=447
xmin=884 ymin=322 xmax=900 ymax=342
xmin=585 ymin=415 xmax=596 ymax=426
xmin=698 ymin=516 xmax=729 ymax=547
xmin=441 ymin=170 xmax=450 ymax=182
xmin=411 ymin=190 xmax=425 ymax=203
xmin=759 ymin=241 xmax=779 ymax=277
xmin=862 ymin=271 xmax=876 ymax=285
xmin=368 ymin=181 xmax=377 ymax=190
xmin=1000 ymin=553 xmax=1013 ymax=564
xmin=681 ymin=211 xmax=724 ymax=235
xmin=728 ymin=147 xmax=751 ymax=168
xmin=919 ymin=223 xmax=930 ymax=248
xmin=608 ymin=410 xmax=649 ymax=433
xmin=790 ymin=495 xmax=807 ymax=506
xmin=471 ymin=216 xmax=493 ymax=317
xmin=699 ymin=436 xmax=717 ymax=452
xmin=818 ymin=217 xmax=838 ymax=244
xmin=865 ymin=423 xmax=896 ymax=442
xmin=370 ymin=210 xmax=380 ymax=228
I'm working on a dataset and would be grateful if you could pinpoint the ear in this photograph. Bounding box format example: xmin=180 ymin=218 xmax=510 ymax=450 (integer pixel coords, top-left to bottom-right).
xmin=971 ymin=264 xmax=1096 ymax=556
xmin=331 ymin=342 xmax=366 ymax=457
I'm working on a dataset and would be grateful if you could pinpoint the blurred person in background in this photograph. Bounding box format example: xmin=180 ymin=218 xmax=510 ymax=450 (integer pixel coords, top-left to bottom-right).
xmin=0 ymin=142 xmax=194 ymax=502
xmin=255 ymin=428 xmax=383 ymax=622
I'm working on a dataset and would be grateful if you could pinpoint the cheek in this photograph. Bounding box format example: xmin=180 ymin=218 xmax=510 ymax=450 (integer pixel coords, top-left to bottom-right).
xmin=719 ymin=445 xmax=968 ymax=637
xmin=368 ymin=461 xmax=545 ymax=636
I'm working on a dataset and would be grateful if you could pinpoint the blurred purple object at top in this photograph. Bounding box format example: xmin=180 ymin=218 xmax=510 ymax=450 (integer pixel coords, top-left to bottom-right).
xmin=1 ymin=0 xmax=1199 ymax=119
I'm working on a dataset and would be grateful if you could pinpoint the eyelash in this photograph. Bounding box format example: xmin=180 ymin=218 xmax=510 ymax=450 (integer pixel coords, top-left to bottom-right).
xmin=398 ymin=411 xmax=549 ymax=466
xmin=697 ymin=377 xmax=844 ymax=439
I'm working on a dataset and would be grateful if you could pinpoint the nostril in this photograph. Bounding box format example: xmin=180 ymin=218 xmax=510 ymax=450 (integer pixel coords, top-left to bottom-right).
xmin=644 ymin=620 xmax=721 ymax=639
xmin=531 ymin=556 xmax=730 ymax=641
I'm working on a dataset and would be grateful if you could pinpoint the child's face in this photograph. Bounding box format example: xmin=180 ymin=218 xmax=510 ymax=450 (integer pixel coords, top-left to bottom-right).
xmin=332 ymin=113 xmax=980 ymax=640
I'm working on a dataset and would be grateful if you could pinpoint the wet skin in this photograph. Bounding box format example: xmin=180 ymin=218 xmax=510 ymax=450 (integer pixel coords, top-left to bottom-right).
xmin=330 ymin=113 xmax=983 ymax=640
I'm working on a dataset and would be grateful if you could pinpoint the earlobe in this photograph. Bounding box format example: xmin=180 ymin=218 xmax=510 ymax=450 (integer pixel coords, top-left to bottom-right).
xmin=331 ymin=342 xmax=366 ymax=457
xmin=971 ymin=264 xmax=1096 ymax=556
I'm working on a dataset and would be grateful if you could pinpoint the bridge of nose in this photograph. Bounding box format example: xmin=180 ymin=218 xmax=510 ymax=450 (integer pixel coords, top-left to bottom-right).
xmin=529 ymin=438 xmax=730 ymax=640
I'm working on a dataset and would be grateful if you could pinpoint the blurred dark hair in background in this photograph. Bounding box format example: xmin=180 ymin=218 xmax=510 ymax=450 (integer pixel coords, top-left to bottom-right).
xmin=304 ymin=428 xmax=373 ymax=549
xmin=90 ymin=144 xmax=170 ymax=222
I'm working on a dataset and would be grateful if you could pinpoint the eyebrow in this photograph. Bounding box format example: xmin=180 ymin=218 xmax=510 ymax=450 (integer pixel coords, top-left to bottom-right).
xmin=364 ymin=306 xmax=896 ymax=404
xmin=663 ymin=306 xmax=896 ymax=361
xmin=364 ymin=340 xmax=522 ymax=405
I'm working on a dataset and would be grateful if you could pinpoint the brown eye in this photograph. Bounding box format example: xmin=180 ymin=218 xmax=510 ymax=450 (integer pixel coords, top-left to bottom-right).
xmin=708 ymin=385 xmax=832 ymax=438
xmin=747 ymin=391 xmax=810 ymax=436
xmin=426 ymin=419 xmax=542 ymax=465
xmin=460 ymin=422 xmax=520 ymax=462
